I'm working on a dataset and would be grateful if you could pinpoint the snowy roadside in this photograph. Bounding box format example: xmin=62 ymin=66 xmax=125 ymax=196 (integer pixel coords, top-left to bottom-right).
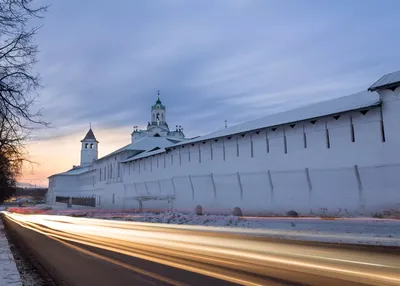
xmin=6 ymin=204 xmax=400 ymax=247
xmin=95 ymin=212 xmax=400 ymax=247
xmin=0 ymin=216 xmax=21 ymax=286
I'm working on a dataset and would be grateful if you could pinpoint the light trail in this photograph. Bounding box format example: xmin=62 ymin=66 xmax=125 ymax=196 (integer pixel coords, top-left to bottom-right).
xmin=3 ymin=211 xmax=400 ymax=286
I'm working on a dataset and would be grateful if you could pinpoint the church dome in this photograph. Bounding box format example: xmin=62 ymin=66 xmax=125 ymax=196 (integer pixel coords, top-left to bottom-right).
xmin=151 ymin=97 xmax=166 ymax=110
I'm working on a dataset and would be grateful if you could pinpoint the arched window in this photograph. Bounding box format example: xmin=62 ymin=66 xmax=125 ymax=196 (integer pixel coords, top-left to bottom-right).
xmin=85 ymin=143 xmax=88 ymax=149
xmin=90 ymin=143 xmax=93 ymax=149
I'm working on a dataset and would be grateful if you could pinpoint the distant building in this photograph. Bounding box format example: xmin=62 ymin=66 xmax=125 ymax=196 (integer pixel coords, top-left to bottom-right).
xmin=47 ymin=71 xmax=400 ymax=217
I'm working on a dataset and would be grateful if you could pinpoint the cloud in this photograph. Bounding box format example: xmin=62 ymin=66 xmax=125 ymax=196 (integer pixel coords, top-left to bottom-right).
xmin=21 ymin=0 xmax=400 ymax=184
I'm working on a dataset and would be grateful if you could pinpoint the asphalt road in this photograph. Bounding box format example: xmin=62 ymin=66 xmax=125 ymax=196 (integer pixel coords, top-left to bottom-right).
xmin=2 ymin=212 xmax=400 ymax=286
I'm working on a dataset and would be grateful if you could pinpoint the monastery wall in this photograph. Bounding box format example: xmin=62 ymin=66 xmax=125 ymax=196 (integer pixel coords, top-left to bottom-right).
xmin=94 ymin=87 xmax=398 ymax=216
xmin=49 ymin=86 xmax=400 ymax=216
xmin=47 ymin=175 xmax=80 ymax=203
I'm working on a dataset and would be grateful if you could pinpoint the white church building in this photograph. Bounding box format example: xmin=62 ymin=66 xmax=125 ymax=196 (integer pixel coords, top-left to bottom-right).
xmin=47 ymin=71 xmax=400 ymax=217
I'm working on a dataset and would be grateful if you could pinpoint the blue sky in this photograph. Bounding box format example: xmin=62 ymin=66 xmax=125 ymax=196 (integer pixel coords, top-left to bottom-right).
xmin=21 ymin=0 xmax=400 ymax=185
xmin=33 ymin=0 xmax=400 ymax=139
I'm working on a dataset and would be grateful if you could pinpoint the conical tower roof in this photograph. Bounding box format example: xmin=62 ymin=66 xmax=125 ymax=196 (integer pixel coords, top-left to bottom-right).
xmin=81 ymin=128 xmax=99 ymax=143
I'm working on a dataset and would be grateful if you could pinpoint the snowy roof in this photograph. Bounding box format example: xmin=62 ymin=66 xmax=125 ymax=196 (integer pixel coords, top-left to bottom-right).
xmin=173 ymin=90 xmax=381 ymax=148
xmin=99 ymin=143 xmax=132 ymax=159
xmin=48 ymin=166 xmax=90 ymax=178
xmin=369 ymin=70 xmax=400 ymax=92
xmin=97 ymin=136 xmax=180 ymax=161
xmin=81 ymin=128 xmax=98 ymax=142
xmin=129 ymin=136 xmax=178 ymax=150
xmin=121 ymin=148 xmax=166 ymax=163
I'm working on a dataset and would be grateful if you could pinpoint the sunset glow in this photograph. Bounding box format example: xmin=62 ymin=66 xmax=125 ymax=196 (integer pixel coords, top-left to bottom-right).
xmin=20 ymin=127 xmax=134 ymax=187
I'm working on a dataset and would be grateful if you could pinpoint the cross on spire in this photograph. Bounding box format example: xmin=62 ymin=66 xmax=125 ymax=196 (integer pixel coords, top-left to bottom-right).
xmin=89 ymin=122 xmax=91 ymax=129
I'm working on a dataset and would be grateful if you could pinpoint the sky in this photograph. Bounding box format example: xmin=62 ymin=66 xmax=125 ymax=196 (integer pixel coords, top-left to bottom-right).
xmin=20 ymin=0 xmax=400 ymax=187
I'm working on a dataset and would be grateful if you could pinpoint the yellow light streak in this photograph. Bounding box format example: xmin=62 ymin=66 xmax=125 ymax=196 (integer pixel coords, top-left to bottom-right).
xmin=3 ymin=211 xmax=400 ymax=286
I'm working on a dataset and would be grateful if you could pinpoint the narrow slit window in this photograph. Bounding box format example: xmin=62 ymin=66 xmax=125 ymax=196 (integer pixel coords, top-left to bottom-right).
xmin=303 ymin=126 xmax=307 ymax=148
xmin=236 ymin=139 xmax=240 ymax=157
xmin=211 ymin=144 xmax=213 ymax=160
xmin=199 ymin=148 xmax=202 ymax=163
xmin=188 ymin=148 xmax=191 ymax=162
xmin=350 ymin=116 xmax=355 ymax=142
xmin=266 ymin=132 xmax=270 ymax=153
xmin=179 ymin=153 xmax=182 ymax=165
xmin=250 ymin=137 xmax=254 ymax=157
xmin=223 ymin=145 xmax=226 ymax=161
xmin=284 ymin=134 xmax=287 ymax=154
xmin=380 ymin=107 xmax=386 ymax=142
xmin=326 ymin=123 xmax=330 ymax=149
xmin=163 ymin=155 xmax=166 ymax=168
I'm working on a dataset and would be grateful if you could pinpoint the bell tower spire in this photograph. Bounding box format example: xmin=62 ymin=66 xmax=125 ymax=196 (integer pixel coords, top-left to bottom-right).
xmin=80 ymin=127 xmax=99 ymax=167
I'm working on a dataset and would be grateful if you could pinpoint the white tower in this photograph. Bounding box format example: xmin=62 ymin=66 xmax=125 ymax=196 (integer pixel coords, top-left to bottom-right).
xmin=80 ymin=128 xmax=98 ymax=167
xmin=151 ymin=91 xmax=166 ymax=125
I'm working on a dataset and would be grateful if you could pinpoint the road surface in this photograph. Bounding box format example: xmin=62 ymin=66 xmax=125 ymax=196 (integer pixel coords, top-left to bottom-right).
xmin=2 ymin=212 xmax=400 ymax=286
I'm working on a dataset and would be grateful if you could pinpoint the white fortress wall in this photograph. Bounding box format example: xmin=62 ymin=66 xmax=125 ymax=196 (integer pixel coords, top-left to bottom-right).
xmin=47 ymin=175 xmax=80 ymax=203
xmin=46 ymin=83 xmax=400 ymax=216
xmin=109 ymin=87 xmax=400 ymax=216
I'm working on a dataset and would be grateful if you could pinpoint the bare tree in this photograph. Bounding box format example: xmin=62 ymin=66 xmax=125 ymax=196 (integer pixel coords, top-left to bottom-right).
xmin=0 ymin=0 xmax=48 ymax=202
xmin=0 ymin=109 xmax=26 ymax=183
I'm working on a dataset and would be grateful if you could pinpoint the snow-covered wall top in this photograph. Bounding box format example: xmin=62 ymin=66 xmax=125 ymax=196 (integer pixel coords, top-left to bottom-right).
xmin=121 ymin=148 xmax=166 ymax=163
xmin=96 ymin=137 xmax=178 ymax=164
xmin=48 ymin=166 xmax=90 ymax=178
xmin=173 ymin=90 xmax=381 ymax=147
xmin=369 ymin=70 xmax=400 ymax=91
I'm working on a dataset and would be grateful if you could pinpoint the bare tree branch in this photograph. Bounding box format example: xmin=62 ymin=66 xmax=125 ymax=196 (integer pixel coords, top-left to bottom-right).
xmin=0 ymin=0 xmax=48 ymax=202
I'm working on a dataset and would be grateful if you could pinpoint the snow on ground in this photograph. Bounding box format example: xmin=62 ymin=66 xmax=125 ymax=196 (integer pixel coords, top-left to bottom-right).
xmin=98 ymin=212 xmax=400 ymax=246
xmin=0 ymin=217 xmax=22 ymax=286
xmin=5 ymin=203 xmax=400 ymax=247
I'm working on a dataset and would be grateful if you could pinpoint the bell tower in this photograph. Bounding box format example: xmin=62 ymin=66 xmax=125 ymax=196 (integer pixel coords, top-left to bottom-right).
xmin=151 ymin=90 xmax=166 ymax=125
xmin=80 ymin=127 xmax=99 ymax=167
